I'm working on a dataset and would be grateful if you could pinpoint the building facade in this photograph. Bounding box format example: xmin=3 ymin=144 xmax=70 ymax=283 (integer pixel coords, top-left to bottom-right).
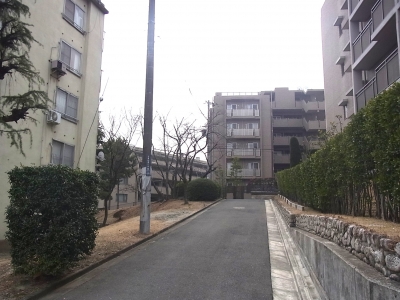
xmin=209 ymin=88 xmax=325 ymax=191
xmin=0 ymin=0 xmax=108 ymax=240
xmin=104 ymin=147 xmax=209 ymax=210
xmin=321 ymin=0 xmax=400 ymax=129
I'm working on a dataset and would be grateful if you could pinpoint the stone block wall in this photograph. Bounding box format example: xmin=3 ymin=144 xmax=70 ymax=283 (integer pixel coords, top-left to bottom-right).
xmin=275 ymin=197 xmax=400 ymax=282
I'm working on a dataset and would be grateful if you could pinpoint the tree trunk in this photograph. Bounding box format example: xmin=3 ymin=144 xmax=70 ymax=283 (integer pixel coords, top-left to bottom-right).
xmin=102 ymin=197 xmax=109 ymax=226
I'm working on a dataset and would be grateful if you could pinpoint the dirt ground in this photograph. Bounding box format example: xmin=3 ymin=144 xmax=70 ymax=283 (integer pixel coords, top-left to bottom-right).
xmin=276 ymin=196 xmax=400 ymax=242
xmin=1 ymin=197 xmax=400 ymax=299
xmin=0 ymin=200 xmax=213 ymax=300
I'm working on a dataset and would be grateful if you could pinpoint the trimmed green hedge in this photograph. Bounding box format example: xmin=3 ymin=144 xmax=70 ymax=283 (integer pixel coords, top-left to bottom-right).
xmin=276 ymin=82 xmax=400 ymax=221
xmin=5 ymin=165 xmax=99 ymax=276
xmin=187 ymin=178 xmax=219 ymax=201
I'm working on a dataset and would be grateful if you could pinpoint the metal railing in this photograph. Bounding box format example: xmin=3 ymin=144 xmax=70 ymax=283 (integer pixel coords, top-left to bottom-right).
xmin=226 ymin=149 xmax=261 ymax=157
xmin=226 ymin=109 xmax=260 ymax=117
xmin=227 ymin=128 xmax=260 ymax=137
xmin=226 ymin=169 xmax=261 ymax=177
xmin=350 ymin=0 xmax=360 ymax=13
xmin=372 ymin=0 xmax=396 ymax=31
xmin=353 ymin=19 xmax=373 ymax=61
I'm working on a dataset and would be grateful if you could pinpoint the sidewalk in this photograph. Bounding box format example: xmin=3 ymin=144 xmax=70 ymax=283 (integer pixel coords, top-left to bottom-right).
xmin=265 ymin=199 xmax=324 ymax=300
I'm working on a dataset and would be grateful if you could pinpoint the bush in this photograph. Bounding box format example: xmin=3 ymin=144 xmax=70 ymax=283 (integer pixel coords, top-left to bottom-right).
xmin=186 ymin=178 xmax=219 ymax=201
xmin=5 ymin=165 xmax=99 ymax=276
xmin=175 ymin=181 xmax=185 ymax=197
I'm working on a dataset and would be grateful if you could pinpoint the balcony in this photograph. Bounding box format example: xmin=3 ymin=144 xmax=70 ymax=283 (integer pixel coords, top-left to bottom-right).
xmin=226 ymin=109 xmax=260 ymax=117
xmin=227 ymin=128 xmax=260 ymax=137
xmin=353 ymin=20 xmax=373 ymax=62
xmin=226 ymin=149 xmax=261 ymax=157
xmin=273 ymin=136 xmax=304 ymax=146
xmin=356 ymin=49 xmax=399 ymax=110
xmin=273 ymin=118 xmax=303 ymax=128
xmin=273 ymin=154 xmax=290 ymax=164
xmin=350 ymin=0 xmax=377 ymax=21
xmin=226 ymin=169 xmax=261 ymax=177
xmin=372 ymin=0 xmax=396 ymax=31
xmin=302 ymin=119 xmax=326 ymax=131
xmin=302 ymin=100 xmax=324 ymax=112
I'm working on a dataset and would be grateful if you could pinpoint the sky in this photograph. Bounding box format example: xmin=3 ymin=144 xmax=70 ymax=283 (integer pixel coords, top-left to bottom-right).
xmin=99 ymin=0 xmax=325 ymax=142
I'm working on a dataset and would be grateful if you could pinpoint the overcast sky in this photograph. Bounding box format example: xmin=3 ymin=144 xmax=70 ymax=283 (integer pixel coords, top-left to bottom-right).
xmin=99 ymin=0 xmax=325 ymax=138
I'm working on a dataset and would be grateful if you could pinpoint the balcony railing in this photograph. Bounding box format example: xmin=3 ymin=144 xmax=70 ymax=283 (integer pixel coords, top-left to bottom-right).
xmin=356 ymin=49 xmax=399 ymax=110
xmin=273 ymin=136 xmax=304 ymax=146
xmin=226 ymin=149 xmax=261 ymax=157
xmin=226 ymin=169 xmax=261 ymax=177
xmin=273 ymin=118 xmax=303 ymax=128
xmin=372 ymin=0 xmax=396 ymax=31
xmin=350 ymin=0 xmax=360 ymax=14
xmin=353 ymin=19 xmax=373 ymax=61
xmin=226 ymin=109 xmax=260 ymax=117
xmin=302 ymin=119 xmax=326 ymax=131
xmin=273 ymin=154 xmax=290 ymax=164
xmin=302 ymin=100 xmax=323 ymax=112
xmin=227 ymin=128 xmax=260 ymax=137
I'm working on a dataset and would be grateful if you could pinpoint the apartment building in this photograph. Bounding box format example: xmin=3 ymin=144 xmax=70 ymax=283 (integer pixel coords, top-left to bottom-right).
xmin=0 ymin=0 xmax=108 ymax=240
xmin=104 ymin=147 xmax=209 ymax=210
xmin=321 ymin=0 xmax=400 ymax=129
xmin=209 ymin=88 xmax=325 ymax=192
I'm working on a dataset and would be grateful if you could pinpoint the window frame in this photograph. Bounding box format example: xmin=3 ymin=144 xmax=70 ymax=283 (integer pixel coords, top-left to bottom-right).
xmin=60 ymin=40 xmax=82 ymax=76
xmin=62 ymin=0 xmax=86 ymax=34
xmin=51 ymin=139 xmax=75 ymax=168
xmin=55 ymin=88 xmax=79 ymax=122
xmin=116 ymin=194 xmax=128 ymax=203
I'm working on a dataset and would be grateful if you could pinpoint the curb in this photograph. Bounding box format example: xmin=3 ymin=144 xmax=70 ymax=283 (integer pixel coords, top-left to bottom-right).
xmin=26 ymin=199 xmax=224 ymax=300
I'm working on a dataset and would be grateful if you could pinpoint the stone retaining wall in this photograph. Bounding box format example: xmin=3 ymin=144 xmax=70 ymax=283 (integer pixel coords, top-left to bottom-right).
xmin=275 ymin=196 xmax=400 ymax=282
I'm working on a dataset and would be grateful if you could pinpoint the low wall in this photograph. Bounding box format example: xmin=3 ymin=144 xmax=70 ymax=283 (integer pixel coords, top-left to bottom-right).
xmin=273 ymin=197 xmax=400 ymax=299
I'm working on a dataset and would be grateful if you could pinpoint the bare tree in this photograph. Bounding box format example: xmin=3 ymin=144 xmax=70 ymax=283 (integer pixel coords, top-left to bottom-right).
xmin=98 ymin=111 xmax=140 ymax=226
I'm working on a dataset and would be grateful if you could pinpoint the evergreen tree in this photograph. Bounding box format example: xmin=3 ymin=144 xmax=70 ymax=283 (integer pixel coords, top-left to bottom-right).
xmin=290 ymin=137 xmax=302 ymax=167
xmin=0 ymin=0 xmax=49 ymax=153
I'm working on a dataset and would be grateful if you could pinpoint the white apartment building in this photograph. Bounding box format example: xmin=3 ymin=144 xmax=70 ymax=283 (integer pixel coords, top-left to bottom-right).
xmin=0 ymin=0 xmax=108 ymax=242
xmin=321 ymin=0 xmax=400 ymax=129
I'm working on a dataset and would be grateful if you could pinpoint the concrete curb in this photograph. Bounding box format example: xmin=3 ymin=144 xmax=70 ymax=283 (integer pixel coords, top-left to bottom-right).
xmin=26 ymin=199 xmax=224 ymax=300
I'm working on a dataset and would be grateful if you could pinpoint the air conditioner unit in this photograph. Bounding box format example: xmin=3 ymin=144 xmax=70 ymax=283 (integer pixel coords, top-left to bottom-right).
xmin=47 ymin=110 xmax=61 ymax=124
xmin=51 ymin=60 xmax=67 ymax=79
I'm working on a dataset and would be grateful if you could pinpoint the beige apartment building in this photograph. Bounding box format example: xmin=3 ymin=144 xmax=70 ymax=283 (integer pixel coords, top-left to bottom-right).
xmin=209 ymin=88 xmax=325 ymax=191
xmin=0 ymin=0 xmax=108 ymax=240
xmin=321 ymin=0 xmax=400 ymax=129
xmin=104 ymin=148 xmax=209 ymax=210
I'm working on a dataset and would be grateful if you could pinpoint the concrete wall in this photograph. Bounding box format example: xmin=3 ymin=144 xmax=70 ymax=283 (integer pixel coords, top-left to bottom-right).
xmin=274 ymin=198 xmax=400 ymax=299
xmin=292 ymin=229 xmax=400 ymax=300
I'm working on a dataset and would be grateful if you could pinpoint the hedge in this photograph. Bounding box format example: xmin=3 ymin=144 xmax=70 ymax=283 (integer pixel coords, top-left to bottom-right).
xmin=5 ymin=165 xmax=99 ymax=276
xmin=276 ymin=82 xmax=400 ymax=221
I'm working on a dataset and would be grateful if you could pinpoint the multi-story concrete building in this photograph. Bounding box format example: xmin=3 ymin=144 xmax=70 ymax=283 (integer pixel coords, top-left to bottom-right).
xmin=209 ymin=88 xmax=325 ymax=192
xmin=321 ymin=0 xmax=400 ymax=129
xmin=104 ymin=147 xmax=209 ymax=210
xmin=0 ymin=0 xmax=108 ymax=241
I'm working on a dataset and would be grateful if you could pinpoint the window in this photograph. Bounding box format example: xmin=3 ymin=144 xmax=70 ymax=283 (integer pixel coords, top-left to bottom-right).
xmin=52 ymin=140 xmax=74 ymax=168
xmin=116 ymin=194 xmax=128 ymax=203
xmin=248 ymin=162 xmax=259 ymax=169
xmin=227 ymin=143 xmax=237 ymax=149
xmin=64 ymin=0 xmax=85 ymax=31
xmin=61 ymin=41 xmax=82 ymax=74
xmin=227 ymin=123 xmax=238 ymax=129
xmin=119 ymin=177 xmax=128 ymax=185
xmin=56 ymin=88 xmax=78 ymax=119
xmin=246 ymin=123 xmax=259 ymax=129
xmin=248 ymin=142 xmax=258 ymax=149
xmin=343 ymin=105 xmax=348 ymax=119
xmin=227 ymin=104 xmax=237 ymax=110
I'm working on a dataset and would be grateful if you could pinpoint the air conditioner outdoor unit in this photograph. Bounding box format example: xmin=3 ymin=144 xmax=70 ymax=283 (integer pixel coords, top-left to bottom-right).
xmin=51 ymin=60 xmax=67 ymax=79
xmin=47 ymin=110 xmax=61 ymax=124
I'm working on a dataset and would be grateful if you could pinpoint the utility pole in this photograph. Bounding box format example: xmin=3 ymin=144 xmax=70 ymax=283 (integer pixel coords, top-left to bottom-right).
xmin=140 ymin=0 xmax=155 ymax=234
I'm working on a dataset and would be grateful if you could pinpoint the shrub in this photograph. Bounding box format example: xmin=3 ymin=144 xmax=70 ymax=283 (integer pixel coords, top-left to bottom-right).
xmin=175 ymin=181 xmax=185 ymax=197
xmin=186 ymin=178 xmax=219 ymax=201
xmin=5 ymin=165 xmax=99 ymax=276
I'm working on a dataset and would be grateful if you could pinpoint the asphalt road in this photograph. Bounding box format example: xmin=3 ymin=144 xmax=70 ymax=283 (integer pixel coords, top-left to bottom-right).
xmin=44 ymin=199 xmax=273 ymax=300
